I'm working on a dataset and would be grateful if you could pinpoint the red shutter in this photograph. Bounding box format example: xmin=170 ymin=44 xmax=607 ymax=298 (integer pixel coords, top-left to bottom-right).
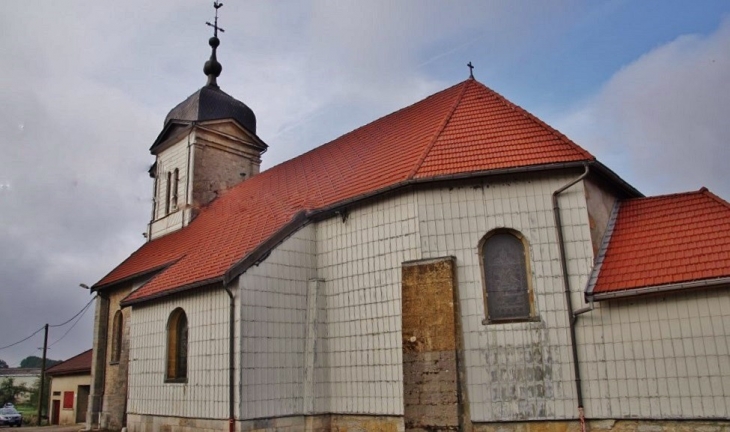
xmin=63 ymin=391 xmax=74 ymax=409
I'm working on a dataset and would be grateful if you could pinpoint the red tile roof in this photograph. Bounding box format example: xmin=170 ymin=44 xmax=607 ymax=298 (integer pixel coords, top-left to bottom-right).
xmin=592 ymin=188 xmax=730 ymax=295
xmin=96 ymin=78 xmax=595 ymax=304
xmin=45 ymin=349 xmax=92 ymax=376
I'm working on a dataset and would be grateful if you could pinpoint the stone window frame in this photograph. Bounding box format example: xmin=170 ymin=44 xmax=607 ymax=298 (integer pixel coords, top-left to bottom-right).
xmin=110 ymin=310 xmax=123 ymax=364
xmin=478 ymin=228 xmax=537 ymax=325
xmin=165 ymin=307 xmax=188 ymax=383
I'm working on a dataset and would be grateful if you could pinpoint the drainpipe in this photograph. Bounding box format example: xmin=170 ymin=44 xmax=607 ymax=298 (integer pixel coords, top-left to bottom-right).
xmin=222 ymin=283 xmax=235 ymax=432
xmin=552 ymin=163 xmax=590 ymax=432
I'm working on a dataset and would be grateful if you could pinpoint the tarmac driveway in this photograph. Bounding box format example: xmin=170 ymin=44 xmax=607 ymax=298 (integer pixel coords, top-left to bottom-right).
xmin=8 ymin=425 xmax=84 ymax=432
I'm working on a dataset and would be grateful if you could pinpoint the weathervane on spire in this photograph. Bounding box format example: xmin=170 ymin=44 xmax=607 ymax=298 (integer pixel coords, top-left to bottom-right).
xmin=206 ymin=2 xmax=225 ymax=37
xmin=467 ymin=61 xmax=475 ymax=79
xmin=203 ymin=2 xmax=224 ymax=87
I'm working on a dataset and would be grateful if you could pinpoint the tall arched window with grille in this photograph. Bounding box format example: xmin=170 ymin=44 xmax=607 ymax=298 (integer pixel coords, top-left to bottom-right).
xmin=110 ymin=310 xmax=123 ymax=363
xmin=166 ymin=308 xmax=188 ymax=382
xmin=481 ymin=230 xmax=534 ymax=323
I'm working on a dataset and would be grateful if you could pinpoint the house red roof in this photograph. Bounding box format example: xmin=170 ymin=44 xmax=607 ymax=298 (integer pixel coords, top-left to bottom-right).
xmin=96 ymin=78 xmax=595 ymax=304
xmin=591 ymin=188 xmax=730 ymax=295
xmin=45 ymin=349 xmax=92 ymax=376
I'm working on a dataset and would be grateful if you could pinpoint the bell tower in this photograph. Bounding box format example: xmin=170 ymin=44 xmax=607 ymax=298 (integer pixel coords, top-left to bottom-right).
xmin=147 ymin=2 xmax=267 ymax=240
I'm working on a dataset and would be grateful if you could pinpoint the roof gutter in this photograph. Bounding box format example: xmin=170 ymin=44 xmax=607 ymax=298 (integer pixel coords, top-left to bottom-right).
xmin=589 ymin=277 xmax=730 ymax=301
xmin=224 ymin=210 xmax=309 ymax=284
xmin=123 ymin=160 xmax=637 ymax=306
xmin=310 ymin=161 xmax=593 ymax=220
xmin=120 ymin=276 xmax=223 ymax=307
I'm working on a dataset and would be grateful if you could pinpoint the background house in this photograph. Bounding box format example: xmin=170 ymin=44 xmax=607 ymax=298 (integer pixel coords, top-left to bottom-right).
xmin=0 ymin=368 xmax=39 ymax=404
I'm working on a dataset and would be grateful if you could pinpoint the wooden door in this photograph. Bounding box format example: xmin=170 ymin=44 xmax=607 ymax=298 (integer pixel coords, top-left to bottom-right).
xmin=51 ymin=399 xmax=60 ymax=425
xmin=76 ymin=385 xmax=90 ymax=423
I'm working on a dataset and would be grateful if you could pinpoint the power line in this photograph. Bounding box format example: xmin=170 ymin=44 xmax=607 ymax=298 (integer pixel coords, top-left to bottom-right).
xmin=49 ymin=295 xmax=97 ymax=328
xmin=0 ymin=326 xmax=45 ymax=351
xmin=0 ymin=295 xmax=97 ymax=352
xmin=48 ymin=298 xmax=95 ymax=348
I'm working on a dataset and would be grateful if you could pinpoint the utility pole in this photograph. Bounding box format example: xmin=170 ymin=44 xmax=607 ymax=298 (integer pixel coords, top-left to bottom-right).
xmin=37 ymin=324 xmax=48 ymax=426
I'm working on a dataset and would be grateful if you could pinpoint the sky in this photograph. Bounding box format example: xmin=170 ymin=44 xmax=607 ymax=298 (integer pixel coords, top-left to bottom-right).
xmin=0 ymin=1 xmax=728 ymax=367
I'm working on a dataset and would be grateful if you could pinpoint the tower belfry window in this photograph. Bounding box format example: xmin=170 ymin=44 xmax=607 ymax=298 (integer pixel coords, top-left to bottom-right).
xmin=172 ymin=169 xmax=179 ymax=210
xmin=165 ymin=171 xmax=172 ymax=215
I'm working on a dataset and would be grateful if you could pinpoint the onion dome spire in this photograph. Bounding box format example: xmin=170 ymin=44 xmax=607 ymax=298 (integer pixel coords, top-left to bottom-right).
xmin=204 ymin=2 xmax=225 ymax=88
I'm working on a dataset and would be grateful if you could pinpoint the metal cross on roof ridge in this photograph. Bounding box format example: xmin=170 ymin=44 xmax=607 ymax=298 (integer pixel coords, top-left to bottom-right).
xmin=467 ymin=61 xmax=475 ymax=79
xmin=206 ymin=1 xmax=225 ymax=37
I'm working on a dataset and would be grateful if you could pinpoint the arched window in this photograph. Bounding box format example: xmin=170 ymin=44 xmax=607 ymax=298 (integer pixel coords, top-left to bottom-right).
xmin=166 ymin=308 xmax=188 ymax=382
xmin=481 ymin=230 xmax=533 ymax=322
xmin=110 ymin=310 xmax=123 ymax=363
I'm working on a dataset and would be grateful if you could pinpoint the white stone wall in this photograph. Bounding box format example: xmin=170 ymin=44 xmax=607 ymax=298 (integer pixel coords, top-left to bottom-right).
xmin=128 ymin=170 xmax=730 ymax=425
xmin=127 ymin=286 xmax=236 ymax=420
xmin=315 ymin=194 xmax=421 ymax=415
xmin=414 ymin=174 xmax=593 ymax=422
xmin=238 ymin=225 xmax=317 ymax=419
xmin=234 ymin=194 xmax=420 ymax=418
xmin=579 ymin=289 xmax=730 ymax=419
xmin=149 ymin=135 xmax=193 ymax=240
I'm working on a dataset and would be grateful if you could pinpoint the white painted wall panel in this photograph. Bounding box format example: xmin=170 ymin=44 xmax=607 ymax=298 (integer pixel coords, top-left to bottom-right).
xmin=415 ymin=174 xmax=593 ymax=422
xmin=150 ymin=135 xmax=191 ymax=240
xmin=316 ymin=193 xmax=421 ymax=415
xmin=238 ymin=224 xmax=316 ymax=419
xmin=127 ymin=287 xmax=237 ymax=420
xmin=579 ymin=288 xmax=730 ymax=419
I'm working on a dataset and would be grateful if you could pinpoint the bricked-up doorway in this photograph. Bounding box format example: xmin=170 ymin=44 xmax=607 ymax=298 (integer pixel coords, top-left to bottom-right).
xmin=402 ymin=257 xmax=469 ymax=431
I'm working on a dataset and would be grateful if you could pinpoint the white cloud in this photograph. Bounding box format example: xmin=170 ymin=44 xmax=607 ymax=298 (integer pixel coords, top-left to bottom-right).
xmin=557 ymin=18 xmax=730 ymax=198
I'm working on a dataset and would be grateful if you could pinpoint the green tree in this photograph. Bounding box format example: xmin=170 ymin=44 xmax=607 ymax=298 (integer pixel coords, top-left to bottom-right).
xmin=0 ymin=359 xmax=8 ymax=369
xmin=19 ymin=356 xmax=61 ymax=369
xmin=27 ymin=376 xmax=50 ymax=415
xmin=0 ymin=378 xmax=29 ymax=405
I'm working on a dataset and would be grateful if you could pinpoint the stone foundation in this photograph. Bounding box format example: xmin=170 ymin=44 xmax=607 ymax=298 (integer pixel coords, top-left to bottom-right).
xmin=473 ymin=419 xmax=730 ymax=432
xmin=125 ymin=414 xmax=403 ymax=432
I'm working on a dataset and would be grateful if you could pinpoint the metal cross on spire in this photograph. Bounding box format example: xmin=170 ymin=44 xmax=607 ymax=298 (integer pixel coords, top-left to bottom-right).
xmin=467 ymin=61 xmax=475 ymax=79
xmin=206 ymin=2 xmax=225 ymax=37
xmin=203 ymin=1 xmax=224 ymax=87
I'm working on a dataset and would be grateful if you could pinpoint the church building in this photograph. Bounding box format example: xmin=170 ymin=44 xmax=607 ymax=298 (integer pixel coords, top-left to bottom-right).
xmin=87 ymin=7 xmax=730 ymax=432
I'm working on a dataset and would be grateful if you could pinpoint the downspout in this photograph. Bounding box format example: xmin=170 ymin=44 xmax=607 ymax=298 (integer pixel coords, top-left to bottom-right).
xmin=552 ymin=163 xmax=590 ymax=432
xmin=222 ymin=283 xmax=235 ymax=432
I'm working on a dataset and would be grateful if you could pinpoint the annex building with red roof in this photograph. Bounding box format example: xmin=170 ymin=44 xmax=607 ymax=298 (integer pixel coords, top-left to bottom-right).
xmin=86 ymin=28 xmax=730 ymax=432
xmin=45 ymin=349 xmax=92 ymax=427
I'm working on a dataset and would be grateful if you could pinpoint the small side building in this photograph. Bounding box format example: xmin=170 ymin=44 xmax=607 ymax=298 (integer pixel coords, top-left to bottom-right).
xmin=0 ymin=368 xmax=40 ymax=404
xmin=46 ymin=349 xmax=92 ymax=426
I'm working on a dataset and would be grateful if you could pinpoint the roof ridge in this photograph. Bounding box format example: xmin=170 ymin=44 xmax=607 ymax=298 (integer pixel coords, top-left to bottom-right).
xmin=471 ymin=80 xmax=594 ymax=160
xmin=407 ymin=79 xmax=471 ymax=179
xmin=46 ymin=349 xmax=92 ymax=372
xmin=256 ymin=81 xmax=471 ymax=177
xmin=701 ymin=187 xmax=730 ymax=211
xmin=622 ymin=187 xmax=718 ymax=203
